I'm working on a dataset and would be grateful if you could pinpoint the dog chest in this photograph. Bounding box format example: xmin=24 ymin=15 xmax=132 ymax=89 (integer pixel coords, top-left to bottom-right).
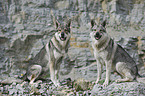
xmin=94 ymin=49 xmax=108 ymax=60
xmin=99 ymin=50 xmax=108 ymax=60
xmin=53 ymin=49 xmax=63 ymax=59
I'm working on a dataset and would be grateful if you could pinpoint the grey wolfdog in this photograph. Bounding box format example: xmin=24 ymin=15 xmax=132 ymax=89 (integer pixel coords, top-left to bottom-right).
xmin=26 ymin=19 xmax=71 ymax=87
xmin=90 ymin=20 xmax=145 ymax=87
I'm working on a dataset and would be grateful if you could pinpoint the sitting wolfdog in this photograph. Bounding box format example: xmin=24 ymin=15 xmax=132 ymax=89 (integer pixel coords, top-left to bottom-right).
xmin=90 ymin=20 xmax=145 ymax=87
xmin=26 ymin=19 xmax=71 ymax=87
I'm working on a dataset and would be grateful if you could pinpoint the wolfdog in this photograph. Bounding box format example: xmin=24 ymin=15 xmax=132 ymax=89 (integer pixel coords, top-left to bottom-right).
xmin=26 ymin=19 xmax=71 ymax=87
xmin=90 ymin=20 xmax=145 ymax=87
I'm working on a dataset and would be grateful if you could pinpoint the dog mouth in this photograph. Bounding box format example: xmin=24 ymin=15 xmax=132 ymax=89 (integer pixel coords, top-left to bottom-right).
xmin=59 ymin=32 xmax=67 ymax=41
xmin=59 ymin=36 xmax=66 ymax=41
xmin=94 ymin=32 xmax=102 ymax=40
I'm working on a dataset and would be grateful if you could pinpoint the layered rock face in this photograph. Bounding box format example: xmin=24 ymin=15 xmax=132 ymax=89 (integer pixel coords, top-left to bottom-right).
xmin=0 ymin=0 xmax=145 ymax=83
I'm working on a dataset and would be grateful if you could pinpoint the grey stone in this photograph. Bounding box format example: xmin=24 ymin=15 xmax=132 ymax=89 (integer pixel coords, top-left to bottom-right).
xmin=0 ymin=0 xmax=145 ymax=95
xmin=91 ymin=82 xmax=145 ymax=96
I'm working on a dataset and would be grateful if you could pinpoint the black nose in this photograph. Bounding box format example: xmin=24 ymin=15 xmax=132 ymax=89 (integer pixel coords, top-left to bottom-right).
xmin=61 ymin=32 xmax=64 ymax=37
xmin=94 ymin=32 xmax=102 ymax=40
xmin=95 ymin=32 xmax=100 ymax=37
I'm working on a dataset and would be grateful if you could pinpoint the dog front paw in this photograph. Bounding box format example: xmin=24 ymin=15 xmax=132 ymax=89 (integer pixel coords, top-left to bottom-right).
xmin=115 ymin=79 xmax=121 ymax=83
xmin=95 ymin=79 xmax=100 ymax=84
xmin=56 ymin=82 xmax=60 ymax=87
xmin=103 ymin=80 xmax=109 ymax=87
xmin=53 ymin=80 xmax=60 ymax=87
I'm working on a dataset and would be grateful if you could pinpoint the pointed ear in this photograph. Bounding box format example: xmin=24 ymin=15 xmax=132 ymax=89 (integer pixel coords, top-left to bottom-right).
xmin=101 ymin=20 xmax=106 ymax=28
xmin=66 ymin=19 xmax=71 ymax=28
xmin=55 ymin=20 xmax=60 ymax=29
xmin=91 ymin=19 xmax=95 ymax=28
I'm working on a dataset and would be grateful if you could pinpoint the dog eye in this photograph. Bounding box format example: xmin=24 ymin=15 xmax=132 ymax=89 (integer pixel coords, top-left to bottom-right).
xmin=100 ymin=29 xmax=103 ymax=32
xmin=92 ymin=29 xmax=96 ymax=31
xmin=100 ymin=29 xmax=105 ymax=32
xmin=58 ymin=29 xmax=61 ymax=31
xmin=65 ymin=28 xmax=70 ymax=33
xmin=67 ymin=31 xmax=70 ymax=33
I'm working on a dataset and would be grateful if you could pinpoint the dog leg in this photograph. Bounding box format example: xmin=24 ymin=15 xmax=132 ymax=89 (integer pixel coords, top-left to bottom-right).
xmin=115 ymin=77 xmax=133 ymax=83
xmin=54 ymin=69 xmax=60 ymax=86
xmin=49 ymin=62 xmax=57 ymax=86
xmin=54 ymin=64 xmax=61 ymax=87
xmin=116 ymin=62 xmax=134 ymax=83
xmin=103 ymin=61 xmax=111 ymax=87
xmin=28 ymin=65 xmax=42 ymax=84
xmin=49 ymin=61 xmax=60 ymax=87
xmin=96 ymin=59 xmax=102 ymax=84
xmin=54 ymin=57 xmax=63 ymax=86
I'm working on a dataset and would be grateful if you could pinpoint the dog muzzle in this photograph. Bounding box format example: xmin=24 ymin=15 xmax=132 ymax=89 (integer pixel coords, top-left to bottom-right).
xmin=60 ymin=32 xmax=67 ymax=41
xmin=94 ymin=32 xmax=102 ymax=40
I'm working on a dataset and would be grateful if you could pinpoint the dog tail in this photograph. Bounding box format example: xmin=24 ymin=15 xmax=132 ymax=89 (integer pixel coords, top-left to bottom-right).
xmin=136 ymin=76 xmax=145 ymax=84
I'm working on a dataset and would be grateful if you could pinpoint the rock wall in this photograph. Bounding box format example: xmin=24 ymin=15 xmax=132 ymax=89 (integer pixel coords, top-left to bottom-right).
xmin=0 ymin=0 xmax=145 ymax=82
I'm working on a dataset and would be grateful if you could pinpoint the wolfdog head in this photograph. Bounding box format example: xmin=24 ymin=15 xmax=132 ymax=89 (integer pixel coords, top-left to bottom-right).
xmin=90 ymin=20 xmax=109 ymax=45
xmin=55 ymin=19 xmax=71 ymax=41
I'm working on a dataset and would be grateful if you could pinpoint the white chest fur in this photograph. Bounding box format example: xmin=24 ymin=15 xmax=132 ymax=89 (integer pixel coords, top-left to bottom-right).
xmin=54 ymin=49 xmax=63 ymax=59
xmin=93 ymin=47 xmax=108 ymax=60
